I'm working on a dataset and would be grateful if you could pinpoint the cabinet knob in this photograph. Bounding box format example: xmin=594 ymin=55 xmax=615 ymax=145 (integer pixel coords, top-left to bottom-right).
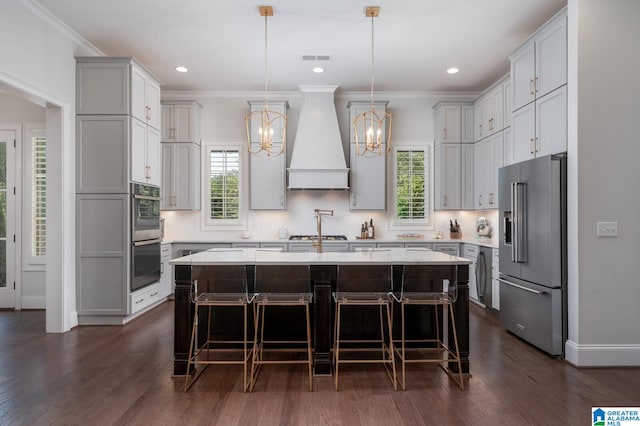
xmin=529 ymin=138 xmax=535 ymax=154
xmin=529 ymin=79 xmax=535 ymax=95
xmin=479 ymin=194 xmax=483 ymax=206
xmin=352 ymin=195 xmax=357 ymax=206
xmin=442 ymin=195 xmax=447 ymax=207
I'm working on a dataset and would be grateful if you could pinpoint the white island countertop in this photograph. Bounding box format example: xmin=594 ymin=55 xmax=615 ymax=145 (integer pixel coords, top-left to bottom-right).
xmin=170 ymin=247 xmax=472 ymax=266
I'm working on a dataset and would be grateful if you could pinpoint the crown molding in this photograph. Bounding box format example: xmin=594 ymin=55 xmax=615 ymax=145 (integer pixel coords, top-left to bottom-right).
xmin=19 ymin=0 xmax=104 ymax=57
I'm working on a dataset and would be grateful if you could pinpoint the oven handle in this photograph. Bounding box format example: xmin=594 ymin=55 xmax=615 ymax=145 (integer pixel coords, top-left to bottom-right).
xmin=132 ymin=194 xmax=161 ymax=201
xmin=133 ymin=238 xmax=162 ymax=247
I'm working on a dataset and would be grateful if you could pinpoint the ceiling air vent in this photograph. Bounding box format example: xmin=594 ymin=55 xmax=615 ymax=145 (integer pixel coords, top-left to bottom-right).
xmin=301 ymin=55 xmax=332 ymax=62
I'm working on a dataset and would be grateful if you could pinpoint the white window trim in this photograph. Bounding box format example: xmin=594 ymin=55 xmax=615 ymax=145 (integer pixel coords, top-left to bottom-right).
xmin=388 ymin=141 xmax=434 ymax=230
xmin=200 ymin=140 xmax=248 ymax=231
xmin=22 ymin=122 xmax=46 ymax=270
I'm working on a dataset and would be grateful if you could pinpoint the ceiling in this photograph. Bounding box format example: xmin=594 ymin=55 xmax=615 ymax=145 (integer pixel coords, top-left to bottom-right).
xmin=35 ymin=0 xmax=566 ymax=94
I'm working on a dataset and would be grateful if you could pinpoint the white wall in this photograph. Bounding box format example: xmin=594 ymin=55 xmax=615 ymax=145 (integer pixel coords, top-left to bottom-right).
xmin=0 ymin=0 xmax=101 ymax=331
xmin=565 ymin=0 xmax=640 ymax=366
xmin=161 ymin=92 xmax=483 ymax=242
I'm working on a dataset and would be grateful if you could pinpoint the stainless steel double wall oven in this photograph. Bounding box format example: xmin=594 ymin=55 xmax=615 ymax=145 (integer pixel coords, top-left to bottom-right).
xmin=131 ymin=183 xmax=162 ymax=292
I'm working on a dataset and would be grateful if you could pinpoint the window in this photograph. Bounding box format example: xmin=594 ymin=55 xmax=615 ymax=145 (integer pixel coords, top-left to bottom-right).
xmin=390 ymin=144 xmax=433 ymax=228
xmin=202 ymin=142 xmax=247 ymax=229
xmin=23 ymin=123 xmax=46 ymax=266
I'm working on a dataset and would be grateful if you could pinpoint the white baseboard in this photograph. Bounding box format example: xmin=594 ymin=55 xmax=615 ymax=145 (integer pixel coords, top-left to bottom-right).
xmin=21 ymin=295 xmax=45 ymax=309
xmin=565 ymin=340 xmax=640 ymax=366
xmin=69 ymin=310 xmax=78 ymax=329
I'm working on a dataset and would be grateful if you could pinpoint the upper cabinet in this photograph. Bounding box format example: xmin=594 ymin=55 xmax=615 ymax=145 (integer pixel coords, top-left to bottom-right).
xmin=474 ymin=76 xmax=509 ymax=142
xmin=160 ymin=100 xmax=202 ymax=211
xmin=248 ymin=100 xmax=288 ymax=210
xmin=76 ymin=57 xmax=163 ymax=192
xmin=434 ymin=102 xmax=474 ymax=144
xmin=77 ymin=57 xmax=162 ymax=130
xmin=161 ymin=101 xmax=202 ymax=143
xmin=510 ymin=8 xmax=567 ymax=162
xmin=433 ymin=102 xmax=474 ymax=211
xmin=131 ymin=66 xmax=161 ymax=130
xmin=510 ymin=9 xmax=567 ymax=112
xmin=348 ymin=101 xmax=388 ymax=210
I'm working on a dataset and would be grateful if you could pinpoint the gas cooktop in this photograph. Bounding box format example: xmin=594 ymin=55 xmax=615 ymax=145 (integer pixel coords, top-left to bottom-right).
xmin=288 ymin=235 xmax=348 ymax=241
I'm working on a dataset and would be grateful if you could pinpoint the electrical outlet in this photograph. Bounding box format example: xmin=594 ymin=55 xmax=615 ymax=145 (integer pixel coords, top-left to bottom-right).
xmin=596 ymin=221 xmax=618 ymax=237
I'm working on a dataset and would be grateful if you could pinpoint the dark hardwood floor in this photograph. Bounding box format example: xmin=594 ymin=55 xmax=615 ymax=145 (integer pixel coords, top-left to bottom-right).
xmin=1 ymin=302 xmax=638 ymax=425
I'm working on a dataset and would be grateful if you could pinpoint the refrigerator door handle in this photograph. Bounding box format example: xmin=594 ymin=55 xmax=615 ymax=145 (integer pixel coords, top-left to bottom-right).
xmin=498 ymin=278 xmax=547 ymax=295
xmin=510 ymin=182 xmax=517 ymax=262
xmin=514 ymin=182 xmax=526 ymax=263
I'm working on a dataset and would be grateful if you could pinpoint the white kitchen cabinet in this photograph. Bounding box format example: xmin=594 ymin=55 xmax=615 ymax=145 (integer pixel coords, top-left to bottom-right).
xmin=350 ymin=242 xmax=377 ymax=251
xmin=503 ymin=80 xmax=512 ymax=128
xmin=77 ymin=57 xmax=163 ymax=192
xmin=348 ymin=101 xmax=387 ymax=210
xmin=503 ymin=127 xmax=514 ymax=166
xmin=131 ymin=64 xmax=161 ymax=130
xmin=349 ymin=144 xmax=386 ymax=210
xmin=161 ymin=142 xmax=201 ymax=210
xmin=248 ymin=101 xmax=288 ymax=210
xmin=510 ymin=9 xmax=567 ymax=112
xmin=474 ymin=131 xmax=503 ymax=210
xmin=433 ymin=242 xmax=459 ymax=256
xmin=475 ymin=77 xmax=507 ymax=142
xmin=76 ymin=193 xmax=128 ymax=316
xmin=461 ymin=144 xmax=475 ymax=210
xmin=434 ymin=104 xmax=461 ymax=143
xmin=473 ymin=102 xmax=484 ymax=142
xmin=131 ymin=118 xmax=161 ymax=186
xmin=130 ymin=282 xmax=162 ymax=315
xmin=160 ymin=243 xmax=172 ymax=298
xmin=434 ymin=102 xmax=473 ymax=144
xmin=76 ymin=116 xmax=130 ymax=194
xmin=434 ymin=143 xmax=460 ymax=210
xmin=492 ymin=248 xmax=500 ymax=310
xmin=161 ymin=101 xmax=202 ymax=143
xmin=512 ymin=85 xmax=566 ymax=163
xmin=463 ymin=244 xmax=479 ymax=302
xmin=461 ymin=105 xmax=475 ymax=143
xmin=76 ymin=58 xmax=161 ymax=128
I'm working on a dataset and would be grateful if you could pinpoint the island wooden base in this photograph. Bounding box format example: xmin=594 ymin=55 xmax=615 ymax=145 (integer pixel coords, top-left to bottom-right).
xmin=173 ymin=264 xmax=469 ymax=377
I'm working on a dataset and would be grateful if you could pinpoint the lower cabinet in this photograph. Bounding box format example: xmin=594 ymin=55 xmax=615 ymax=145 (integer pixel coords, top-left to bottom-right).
xmin=160 ymin=243 xmax=172 ymax=298
xmin=433 ymin=242 xmax=459 ymax=256
xmin=492 ymin=248 xmax=500 ymax=310
xmin=463 ymin=244 xmax=479 ymax=302
xmin=130 ymin=283 xmax=162 ymax=315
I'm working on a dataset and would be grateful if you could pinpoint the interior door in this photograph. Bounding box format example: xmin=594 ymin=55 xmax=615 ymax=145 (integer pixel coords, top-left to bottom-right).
xmin=0 ymin=130 xmax=16 ymax=308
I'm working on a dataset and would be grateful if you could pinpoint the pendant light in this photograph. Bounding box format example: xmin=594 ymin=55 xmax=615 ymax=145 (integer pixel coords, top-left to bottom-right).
xmin=245 ymin=5 xmax=286 ymax=156
xmin=353 ymin=6 xmax=392 ymax=157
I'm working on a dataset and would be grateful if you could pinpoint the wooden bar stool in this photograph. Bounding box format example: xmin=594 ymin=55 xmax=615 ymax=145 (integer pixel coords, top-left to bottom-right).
xmin=333 ymin=264 xmax=396 ymax=390
xmin=184 ymin=264 xmax=254 ymax=392
xmin=250 ymin=265 xmax=313 ymax=392
xmin=390 ymin=264 xmax=464 ymax=390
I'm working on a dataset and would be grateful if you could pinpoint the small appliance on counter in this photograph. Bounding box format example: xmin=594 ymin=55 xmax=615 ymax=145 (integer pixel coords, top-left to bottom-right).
xmin=476 ymin=216 xmax=492 ymax=239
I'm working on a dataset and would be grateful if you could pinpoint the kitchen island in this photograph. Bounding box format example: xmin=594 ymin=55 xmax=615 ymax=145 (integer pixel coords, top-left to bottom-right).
xmin=171 ymin=248 xmax=471 ymax=376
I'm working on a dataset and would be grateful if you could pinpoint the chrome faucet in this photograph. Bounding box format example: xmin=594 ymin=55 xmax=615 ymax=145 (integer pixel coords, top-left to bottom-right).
xmin=313 ymin=209 xmax=334 ymax=253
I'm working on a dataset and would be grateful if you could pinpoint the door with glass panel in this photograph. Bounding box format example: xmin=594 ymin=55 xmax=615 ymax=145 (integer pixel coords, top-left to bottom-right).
xmin=0 ymin=130 xmax=16 ymax=308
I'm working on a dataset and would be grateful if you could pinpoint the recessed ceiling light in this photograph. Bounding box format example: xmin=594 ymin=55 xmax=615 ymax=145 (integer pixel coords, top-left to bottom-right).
xmin=175 ymin=66 xmax=189 ymax=73
xmin=313 ymin=67 xmax=325 ymax=73
xmin=447 ymin=67 xmax=460 ymax=74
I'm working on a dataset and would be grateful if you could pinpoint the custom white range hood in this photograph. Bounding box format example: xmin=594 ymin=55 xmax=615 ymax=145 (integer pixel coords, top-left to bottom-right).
xmin=287 ymin=85 xmax=349 ymax=189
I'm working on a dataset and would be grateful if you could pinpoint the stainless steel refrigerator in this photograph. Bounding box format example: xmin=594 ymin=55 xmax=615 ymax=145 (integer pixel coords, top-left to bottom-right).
xmin=498 ymin=153 xmax=567 ymax=356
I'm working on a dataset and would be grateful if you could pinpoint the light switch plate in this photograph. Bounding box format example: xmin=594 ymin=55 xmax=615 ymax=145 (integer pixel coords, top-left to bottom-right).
xmin=596 ymin=221 xmax=618 ymax=237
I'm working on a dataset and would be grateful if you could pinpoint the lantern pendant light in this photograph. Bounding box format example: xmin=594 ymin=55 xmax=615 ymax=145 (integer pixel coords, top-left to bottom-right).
xmin=245 ymin=5 xmax=287 ymax=157
xmin=353 ymin=6 xmax=392 ymax=157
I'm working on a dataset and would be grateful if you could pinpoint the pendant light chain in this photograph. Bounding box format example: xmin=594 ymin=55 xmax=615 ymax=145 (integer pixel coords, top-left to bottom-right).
xmin=263 ymin=12 xmax=269 ymax=109
xmin=370 ymin=13 xmax=375 ymax=108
